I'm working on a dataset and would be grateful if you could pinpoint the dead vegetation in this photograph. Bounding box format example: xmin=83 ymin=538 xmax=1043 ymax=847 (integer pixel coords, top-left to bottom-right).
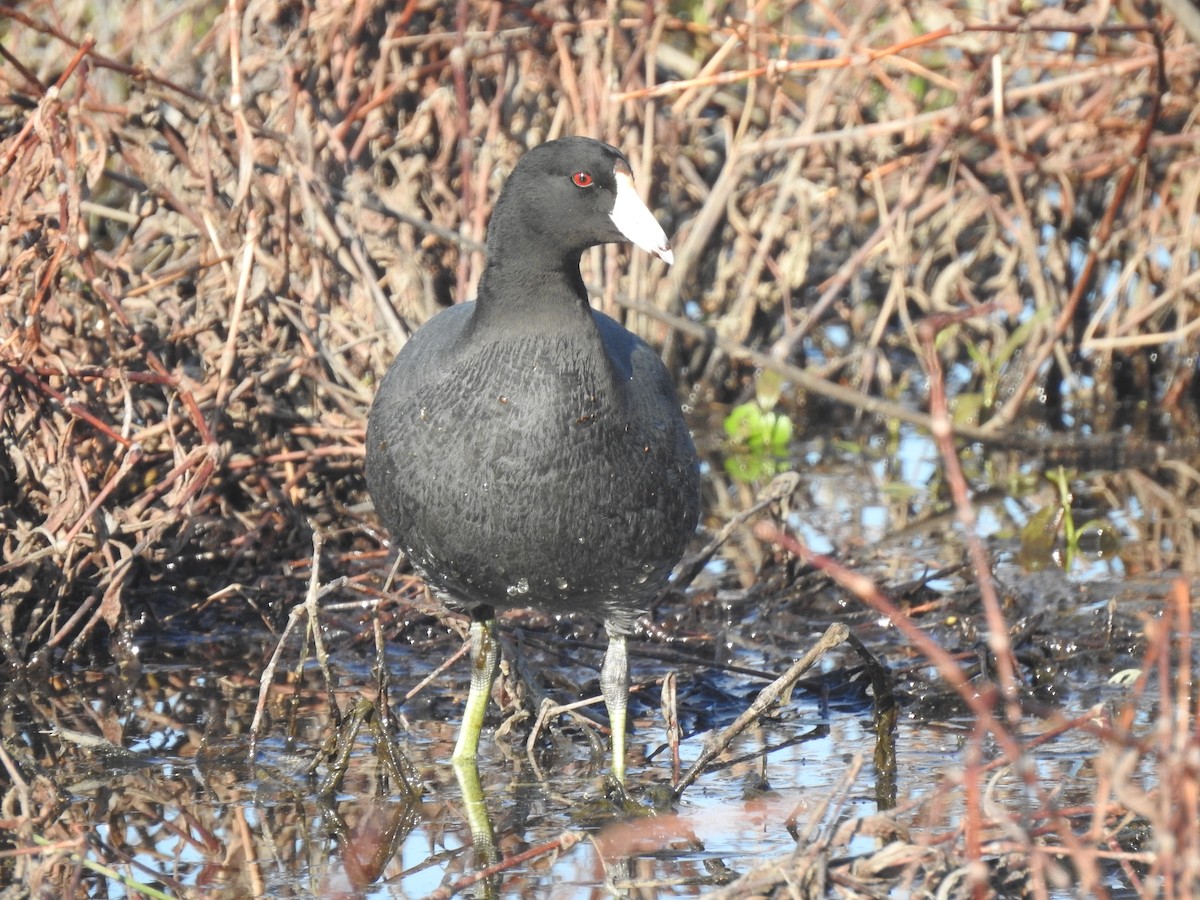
xmin=2 ymin=0 xmax=1200 ymax=896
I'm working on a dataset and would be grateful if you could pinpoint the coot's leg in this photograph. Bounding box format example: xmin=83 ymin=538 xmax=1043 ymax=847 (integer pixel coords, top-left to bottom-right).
xmin=453 ymin=604 xmax=500 ymax=761
xmin=453 ymin=756 xmax=498 ymax=866
xmin=600 ymin=630 xmax=630 ymax=783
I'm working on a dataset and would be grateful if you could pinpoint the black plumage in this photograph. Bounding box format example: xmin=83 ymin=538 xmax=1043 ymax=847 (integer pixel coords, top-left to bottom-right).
xmin=366 ymin=137 xmax=700 ymax=780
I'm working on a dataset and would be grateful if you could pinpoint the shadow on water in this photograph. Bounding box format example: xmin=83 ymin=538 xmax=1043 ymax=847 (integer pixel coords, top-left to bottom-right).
xmin=4 ymin=416 xmax=1195 ymax=896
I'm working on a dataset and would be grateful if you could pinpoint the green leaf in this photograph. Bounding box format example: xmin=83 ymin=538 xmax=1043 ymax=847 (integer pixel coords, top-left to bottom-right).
xmin=724 ymin=402 xmax=766 ymax=444
xmin=1017 ymin=502 xmax=1064 ymax=572
xmin=952 ymin=392 xmax=985 ymax=428
xmin=724 ymin=402 xmax=794 ymax=452
xmin=755 ymin=369 xmax=785 ymax=410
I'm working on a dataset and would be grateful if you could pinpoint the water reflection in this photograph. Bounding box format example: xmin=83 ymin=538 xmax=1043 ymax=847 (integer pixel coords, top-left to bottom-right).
xmin=5 ymin=622 xmax=888 ymax=897
xmin=4 ymin=422 xmax=1190 ymax=895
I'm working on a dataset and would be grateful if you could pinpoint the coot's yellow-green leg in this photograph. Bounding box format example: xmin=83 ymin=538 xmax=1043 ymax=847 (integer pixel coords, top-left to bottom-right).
xmin=600 ymin=632 xmax=630 ymax=783
xmin=453 ymin=606 xmax=499 ymax=761
xmin=453 ymin=756 xmax=498 ymax=865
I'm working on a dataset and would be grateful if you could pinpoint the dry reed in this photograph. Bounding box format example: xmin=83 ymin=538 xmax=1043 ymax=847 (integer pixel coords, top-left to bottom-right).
xmin=2 ymin=0 xmax=1199 ymax=895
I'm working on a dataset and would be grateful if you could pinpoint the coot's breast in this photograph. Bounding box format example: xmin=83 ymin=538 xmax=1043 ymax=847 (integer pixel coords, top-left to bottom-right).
xmin=366 ymin=305 xmax=699 ymax=629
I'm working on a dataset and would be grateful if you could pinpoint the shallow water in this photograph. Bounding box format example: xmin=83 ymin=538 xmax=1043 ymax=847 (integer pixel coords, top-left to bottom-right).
xmin=7 ymin=423 xmax=1195 ymax=896
xmin=17 ymin=634 xmax=1162 ymax=898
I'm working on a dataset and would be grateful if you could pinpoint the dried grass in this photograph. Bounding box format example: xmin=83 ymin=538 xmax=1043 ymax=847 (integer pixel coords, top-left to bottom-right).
xmin=2 ymin=0 xmax=1198 ymax=653
xmin=2 ymin=0 xmax=1200 ymax=895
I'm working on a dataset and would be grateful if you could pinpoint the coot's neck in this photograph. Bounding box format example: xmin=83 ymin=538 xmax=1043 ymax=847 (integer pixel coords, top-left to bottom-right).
xmin=472 ymin=226 xmax=596 ymax=333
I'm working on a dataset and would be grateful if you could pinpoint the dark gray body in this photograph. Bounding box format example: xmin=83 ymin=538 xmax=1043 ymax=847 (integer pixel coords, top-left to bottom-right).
xmin=365 ymin=300 xmax=700 ymax=633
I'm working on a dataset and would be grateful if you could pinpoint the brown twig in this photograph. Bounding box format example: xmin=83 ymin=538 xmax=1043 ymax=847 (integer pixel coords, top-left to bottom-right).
xmin=672 ymin=621 xmax=849 ymax=799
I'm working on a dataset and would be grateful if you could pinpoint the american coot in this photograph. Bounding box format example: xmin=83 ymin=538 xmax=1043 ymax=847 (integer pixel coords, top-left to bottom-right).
xmin=366 ymin=137 xmax=700 ymax=782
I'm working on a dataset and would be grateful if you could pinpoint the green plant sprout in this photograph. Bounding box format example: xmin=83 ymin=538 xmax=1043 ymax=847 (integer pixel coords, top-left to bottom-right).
xmin=949 ymin=307 xmax=1050 ymax=427
xmin=1018 ymin=466 xmax=1121 ymax=572
xmin=723 ymin=370 xmax=795 ymax=482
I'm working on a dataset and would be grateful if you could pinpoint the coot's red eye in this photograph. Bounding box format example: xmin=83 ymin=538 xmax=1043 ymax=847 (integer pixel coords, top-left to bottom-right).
xmin=572 ymin=171 xmax=593 ymax=188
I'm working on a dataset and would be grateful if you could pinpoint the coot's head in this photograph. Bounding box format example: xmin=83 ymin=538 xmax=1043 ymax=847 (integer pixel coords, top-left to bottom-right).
xmin=485 ymin=137 xmax=673 ymax=268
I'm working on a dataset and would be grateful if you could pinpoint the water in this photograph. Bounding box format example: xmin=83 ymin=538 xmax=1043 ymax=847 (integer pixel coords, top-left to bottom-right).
xmin=4 ymin=424 xmax=1192 ymax=896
